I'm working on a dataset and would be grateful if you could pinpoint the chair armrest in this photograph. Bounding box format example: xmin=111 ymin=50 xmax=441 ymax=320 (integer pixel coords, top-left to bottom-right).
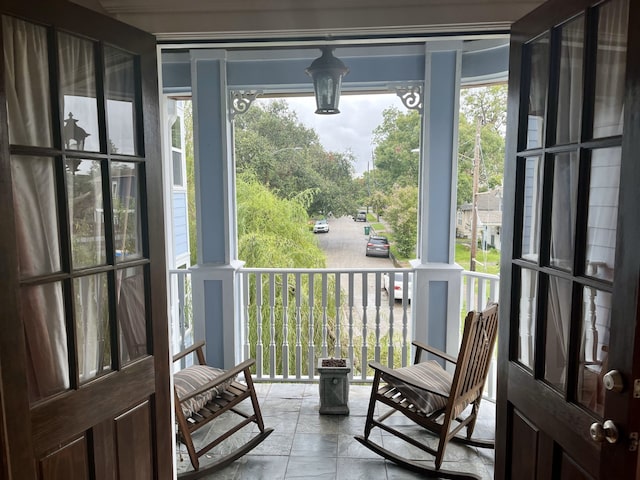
xmin=176 ymin=358 xmax=256 ymax=403
xmin=412 ymin=341 xmax=457 ymax=364
xmin=369 ymin=361 xmax=449 ymax=399
xmin=173 ymin=340 xmax=206 ymax=363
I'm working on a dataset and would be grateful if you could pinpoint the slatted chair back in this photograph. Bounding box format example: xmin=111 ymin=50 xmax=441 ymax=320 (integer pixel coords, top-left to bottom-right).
xmin=448 ymin=303 xmax=499 ymax=418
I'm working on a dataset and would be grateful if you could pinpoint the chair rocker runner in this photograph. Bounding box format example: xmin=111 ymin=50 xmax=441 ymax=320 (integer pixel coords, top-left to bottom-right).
xmin=355 ymin=303 xmax=499 ymax=480
xmin=173 ymin=341 xmax=273 ymax=479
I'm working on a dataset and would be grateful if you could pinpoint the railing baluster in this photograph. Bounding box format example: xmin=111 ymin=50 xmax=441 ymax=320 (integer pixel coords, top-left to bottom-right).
xmin=401 ymin=272 xmax=408 ymax=367
xmin=374 ymin=272 xmax=381 ymax=363
xmin=490 ymin=278 xmax=499 ymax=303
xmin=348 ymin=272 xmax=355 ymax=380
xmin=256 ymin=273 xmax=263 ymax=379
xmin=335 ymin=273 xmax=341 ymax=358
xmin=269 ymin=273 xmax=276 ymax=379
xmin=282 ymin=272 xmax=289 ymax=379
xmin=361 ymin=272 xmax=368 ymax=381
xmin=308 ymin=273 xmax=315 ymax=380
xmin=295 ymin=273 xmax=302 ymax=379
xmin=321 ymin=273 xmax=328 ymax=358
xmin=387 ymin=271 xmax=395 ymax=368
xmin=243 ymin=271 xmax=250 ymax=363
xmin=478 ymin=279 xmax=487 ymax=310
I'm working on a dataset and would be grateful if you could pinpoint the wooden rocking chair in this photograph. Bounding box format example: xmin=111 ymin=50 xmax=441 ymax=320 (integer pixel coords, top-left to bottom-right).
xmin=173 ymin=341 xmax=273 ymax=479
xmin=355 ymin=303 xmax=499 ymax=480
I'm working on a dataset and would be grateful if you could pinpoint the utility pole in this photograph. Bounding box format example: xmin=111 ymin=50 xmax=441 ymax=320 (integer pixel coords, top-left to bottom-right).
xmin=470 ymin=116 xmax=481 ymax=272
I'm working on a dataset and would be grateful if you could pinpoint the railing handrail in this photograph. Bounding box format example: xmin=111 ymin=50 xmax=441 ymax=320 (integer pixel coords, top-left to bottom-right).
xmin=461 ymin=270 xmax=500 ymax=281
xmin=241 ymin=266 xmax=414 ymax=274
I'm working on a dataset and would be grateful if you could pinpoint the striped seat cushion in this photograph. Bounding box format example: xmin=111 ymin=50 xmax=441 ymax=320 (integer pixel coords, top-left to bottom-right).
xmin=174 ymin=365 xmax=236 ymax=418
xmin=382 ymin=360 xmax=466 ymax=416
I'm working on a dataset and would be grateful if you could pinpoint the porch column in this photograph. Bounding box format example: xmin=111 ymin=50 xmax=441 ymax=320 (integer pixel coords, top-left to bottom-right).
xmin=190 ymin=50 xmax=242 ymax=369
xmin=411 ymin=41 xmax=464 ymax=359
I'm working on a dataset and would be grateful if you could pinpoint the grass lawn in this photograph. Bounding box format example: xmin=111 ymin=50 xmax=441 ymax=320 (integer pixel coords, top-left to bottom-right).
xmin=455 ymin=240 xmax=500 ymax=275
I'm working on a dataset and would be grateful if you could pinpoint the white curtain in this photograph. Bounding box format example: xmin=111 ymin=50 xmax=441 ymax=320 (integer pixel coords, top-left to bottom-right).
xmin=546 ymin=15 xmax=583 ymax=388
xmin=4 ymin=16 xmax=68 ymax=401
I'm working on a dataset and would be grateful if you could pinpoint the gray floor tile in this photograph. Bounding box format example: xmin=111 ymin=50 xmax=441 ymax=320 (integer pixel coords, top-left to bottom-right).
xmin=336 ymin=457 xmax=388 ymax=480
xmin=285 ymin=456 xmax=338 ymax=479
xmin=290 ymin=432 xmax=338 ymax=457
xmin=174 ymin=382 xmax=494 ymax=480
xmin=235 ymin=455 xmax=289 ymax=479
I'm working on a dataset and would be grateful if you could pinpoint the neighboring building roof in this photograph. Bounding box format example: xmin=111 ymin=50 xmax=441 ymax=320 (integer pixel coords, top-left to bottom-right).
xmin=478 ymin=211 xmax=503 ymax=226
xmin=458 ymin=186 xmax=503 ymax=212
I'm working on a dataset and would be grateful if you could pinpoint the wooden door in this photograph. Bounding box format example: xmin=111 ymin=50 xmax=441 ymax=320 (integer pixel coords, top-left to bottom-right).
xmin=0 ymin=1 xmax=172 ymax=478
xmin=497 ymin=0 xmax=640 ymax=478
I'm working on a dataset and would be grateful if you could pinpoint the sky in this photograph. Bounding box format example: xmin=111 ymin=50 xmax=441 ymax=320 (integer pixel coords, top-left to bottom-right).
xmin=257 ymin=93 xmax=407 ymax=177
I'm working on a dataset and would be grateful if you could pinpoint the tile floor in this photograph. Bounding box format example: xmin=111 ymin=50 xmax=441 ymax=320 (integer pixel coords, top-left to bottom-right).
xmin=175 ymin=383 xmax=495 ymax=479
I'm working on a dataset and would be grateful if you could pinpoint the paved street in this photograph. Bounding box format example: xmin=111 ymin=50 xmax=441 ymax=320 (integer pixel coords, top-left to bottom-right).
xmin=313 ymin=216 xmax=412 ymax=359
xmin=314 ymin=215 xmax=394 ymax=269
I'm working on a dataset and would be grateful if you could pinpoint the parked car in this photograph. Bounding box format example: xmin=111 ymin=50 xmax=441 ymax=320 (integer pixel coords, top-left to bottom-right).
xmin=383 ymin=272 xmax=413 ymax=301
xmin=354 ymin=210 xmax=367 ymax=222
xmin=365 ymin=235 xmax=389 ymax=257
xmin=313 ymin=219 xmax=329 ymax=233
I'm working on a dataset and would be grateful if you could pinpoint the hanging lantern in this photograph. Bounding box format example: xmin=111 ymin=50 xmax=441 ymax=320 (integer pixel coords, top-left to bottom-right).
xmin=305 ymin=47 xmax=349 ymax=115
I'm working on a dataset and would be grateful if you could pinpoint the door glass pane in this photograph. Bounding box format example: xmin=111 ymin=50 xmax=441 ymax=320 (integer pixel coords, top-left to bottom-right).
xmin=525 ymin=34 xmax=550 ymax=149
xmin=550 ymin=152 xmax=579 ymax=270
xmin=593 ymin=0 xmax=629 ymax=138
xmin=556 ymin=15 xmax=585 ymax=145
xmin=74 ymin=274 xmax=111 ymax=383
xmin=586 ymin=148 xmax=620 ymax=282
xmin=517 ymin=268 xmax=538 ymax=369
xmin=521 ymin=156 xmax=543 ymax=262
xmin=58 ymin=33 xmax=99 ymax=152
xmin=545 ymin=276 xmax=572 ymax=391
xmin=112 ymin=162 xmax=142 ymax=261
xmin=105 ymin=46 xmax=138 ymax=155
xmin=578 ymin=287 xmax=611 ymax=417
xmin=22 ymin=282 xmax=69 ymax=403
xmin=117 ymin=266 xmax=147 ymax=363
xmin=2 ymin=16 xmax=53 ymax=147
xmin=11 ymin=156 xmax=61 ymax=277
xmin=66 ymin=159 xmax=106 ymax=269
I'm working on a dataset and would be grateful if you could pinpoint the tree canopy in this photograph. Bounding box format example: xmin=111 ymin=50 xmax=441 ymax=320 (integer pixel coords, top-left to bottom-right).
xmin=371 ymin=107 xmax=421 ymax=191
xmin=370 ymin=85 xmax=507 ymax=259
xmin=234 ymin=100 xmax=361 ymax=218
xmin=236 ymin=172 xmax=326 ymax=268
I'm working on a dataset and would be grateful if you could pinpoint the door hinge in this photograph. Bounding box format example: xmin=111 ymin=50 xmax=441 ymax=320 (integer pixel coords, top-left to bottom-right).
xmin=634 ymin=379 xmax=640 ymax=398
xmin=629 ymin=432 xmax=638 ymax=452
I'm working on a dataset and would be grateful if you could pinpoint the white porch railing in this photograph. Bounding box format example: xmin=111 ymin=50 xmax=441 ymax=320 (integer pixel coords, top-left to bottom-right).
xmin=241 ymin=268 xmax=414 ymax=382
xmin=168 ymin=269 xmax=194 ymax=371
xmin=168 ymin=267 xmax=500 ymax=400
xmin=461 ymin=270 xmax=500 ymax=400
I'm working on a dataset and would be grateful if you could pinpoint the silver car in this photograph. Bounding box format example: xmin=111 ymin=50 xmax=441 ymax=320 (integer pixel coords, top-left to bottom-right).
xmin=313 ymin=219 xmax=329 ymax=233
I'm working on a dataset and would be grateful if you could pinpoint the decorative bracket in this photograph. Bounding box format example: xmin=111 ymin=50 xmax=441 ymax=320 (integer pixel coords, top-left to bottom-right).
xmin=229 ymin=90 xmax=262 ymax=119
xmin=393 ymin=84 xmax=423 ymax=113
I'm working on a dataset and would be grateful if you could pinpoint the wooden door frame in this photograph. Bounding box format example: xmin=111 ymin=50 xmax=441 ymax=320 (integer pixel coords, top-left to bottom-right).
xmin=497 ymin=0 xmax=640 ymax=478
xmin=0 ymin=1 xmax=171 ymax=478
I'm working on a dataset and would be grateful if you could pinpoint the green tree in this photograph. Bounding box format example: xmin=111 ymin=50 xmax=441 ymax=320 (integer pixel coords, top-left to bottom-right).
xmin=384 ymin=185 xmax=418 ymax=258
xmin=370 ymin=190 xmax=388 ymax=220
xmin=236 ymin=172 xmax=325 ymax=268
xmin=372 ymin=107 xmax=421 ymax=190
xmin=184 ymin=101 xmax=197 ymax=265
xmin=234 ymin=100 xmax=359 ymax=217
xmin=457 ymin=85 xmax=507 ymax=205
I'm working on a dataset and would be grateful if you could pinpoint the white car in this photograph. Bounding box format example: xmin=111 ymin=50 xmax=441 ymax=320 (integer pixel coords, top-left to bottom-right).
xmin=383 ymin=272 xmax=413 ymax=301
xmin=313 ymin=219 xmax=329 ymax=233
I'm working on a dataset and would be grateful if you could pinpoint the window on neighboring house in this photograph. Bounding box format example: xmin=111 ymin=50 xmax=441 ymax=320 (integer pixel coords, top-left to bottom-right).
xmin=171 ymin=116 xmax=184 ymax=187
xmin=171 ymin=116 xmax=181 ymax=149
xmin=172 ymin=150 xmax=183 ymax=187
